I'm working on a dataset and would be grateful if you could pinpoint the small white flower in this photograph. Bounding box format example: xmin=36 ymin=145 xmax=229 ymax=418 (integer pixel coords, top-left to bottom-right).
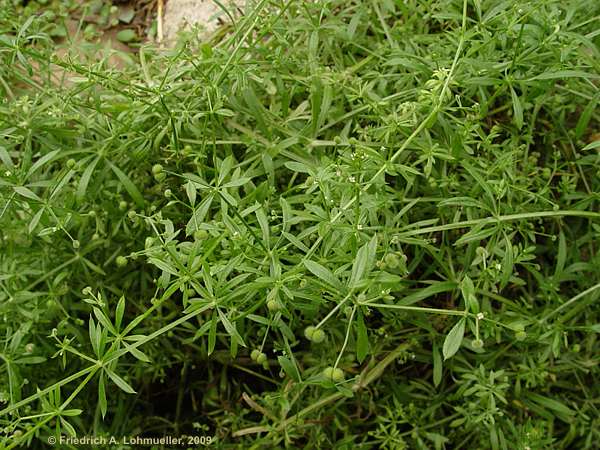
xmin=477 ymin=313 xmax=484 ymax=320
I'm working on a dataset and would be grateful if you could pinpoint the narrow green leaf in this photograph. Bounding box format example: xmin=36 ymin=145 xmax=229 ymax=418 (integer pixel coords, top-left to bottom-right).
xmin=581 ymin=140 xmax=600 ymax=152
xmin=26 ymin=150 xmax=60 ymax=179
xmin=433 ymin=342 xmax=443 ymax=387
xmin=243 ymin=86 xmax=267 ymax=134
xmin=108 ymin=162 xmax=145 ymax=208
xmin=14 ymin=356 xmax=46 ymax=364
xmin=28 ymin=208 xmax=44 ymax=234
xmin=255 ymin=205 xmax=270 ymax=244
xmin=349 ymin=235 xmax=377 ymax=287
xmin=0 ymin=145 xmax=14 ymax=168
xmin=283 ymin=232 xmax=309 ymax=253
xmin=185 ymin=180 xmax=196 ymax=206
xmin=222 ymin=176 xmax=251 ymax=188
xmin=82 ymin=258 xmax=107 ymax=276
xmin=526 ymin=392 xmax=575 ymax=418
xmin=554 ymin=231 xmax=566 ymax=276
xmin=115 ymin=296 xmax=125 ymax=330
xmin=356 ymin=310 xmax=369 ymax=363
xmin=89 ymin=318 xmax=98 ymax=356
xmin=438 ymin=196 xmax=488 ymax=210
xmin=105 ymin=369 xmax=136 ymax=394
xmin=460 ymin=275 xmax=478 ymax=314
xmin=148 ymin=257 xmax=179 ymax=276
xmin=98 ymin=373 xmax=107 ymax=418
xmin=93 ymin=307 xmax=115 ymax=335
xmin=60 ymin=417 xmax=76 ymax=437
xmin=218 ymin=156 xmax=234 ymax=186
xmin=528 ymin=70 xmax=600 ymax=80
xmin=77 ymin=156 xmax=101 ymax=203
xmin=6 ymin=362 xmax=22 ymax=403
xmin=13 ymin=186 xmax=40 ymax=201
xmin=398 ymin=281 xmax=458 ymax=306
xmin=443 ymin=317 xmax=465 ymax=360
xmin=280 ymin=197 xmax=292 ymax=232
xmin=575 ymin=93 xmax=598 ymax=139
xmin=510 ymin=85 xmax=523 ymax=130
xmin=284 ymin=161 xmax=312 ymax=174
xmin=303 ymin=260 xmax=342 ymax=290
xmin=455 ymin=223 xmax=497 ymax=246
xmin=186 ymin=194 xmax=213 ymax=236
xmin=310 ymin=77 xmax=323 ymax=135
xmin=122 ymin=341 xmax=151 ymax=363
xmin=217 ymin=308 xmax=246 ymax=347
xmin=208 ymin=311 xmax=217 ymax=355
xmin=277 ymin=355 xmax=301 ymax=382
xmin=500 ymin=234 xmax=513 ymax=289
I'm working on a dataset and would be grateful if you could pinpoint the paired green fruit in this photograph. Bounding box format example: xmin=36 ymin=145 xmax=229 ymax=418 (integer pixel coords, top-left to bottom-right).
xmin=323 ymin=367 xmax=344 ymax=382
xmin=304 ymin=326 xmax=325 ymax=343
xmin=384 ymin=253 xmax=400 ymax=269
xmin=250 ymin=349 xmax=267 ymax=364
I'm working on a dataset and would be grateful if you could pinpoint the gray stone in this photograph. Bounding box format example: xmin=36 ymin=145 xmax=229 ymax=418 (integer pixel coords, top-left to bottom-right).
xmin=162 ymin=0 xmax=246 ymax=45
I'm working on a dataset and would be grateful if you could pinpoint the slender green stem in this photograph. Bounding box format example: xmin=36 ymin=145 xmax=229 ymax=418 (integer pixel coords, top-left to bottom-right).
xmin=334 ymin=306 xmax=356 ymax=369
xmin=395 ymin=210 xmax=600 ymax=238
xmin=360 ymin=301 xmax=468 ymax=316
xmin=542 ymin=282 xmax=600 ymax=323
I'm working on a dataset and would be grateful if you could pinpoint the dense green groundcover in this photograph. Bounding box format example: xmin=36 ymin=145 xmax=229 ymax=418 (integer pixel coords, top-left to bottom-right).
xmin=1 ymin=0 xmax=600 ymax=448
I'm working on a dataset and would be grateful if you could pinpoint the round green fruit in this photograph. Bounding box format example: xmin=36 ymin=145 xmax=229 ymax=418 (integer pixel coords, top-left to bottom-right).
xmin=194 ymin=229 xmax=208 ymax=241
xmin=116 ymin=256 xmax=127 ymax=267
xmin=471 ymin=339 xmax=484 ymax=349
xmin=267 ymin=299 xmax=281 ymax=312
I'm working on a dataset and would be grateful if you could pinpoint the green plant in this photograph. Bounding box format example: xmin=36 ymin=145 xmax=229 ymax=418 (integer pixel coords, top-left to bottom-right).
xmin=0 ymin=0 xmax=599 ymax=448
